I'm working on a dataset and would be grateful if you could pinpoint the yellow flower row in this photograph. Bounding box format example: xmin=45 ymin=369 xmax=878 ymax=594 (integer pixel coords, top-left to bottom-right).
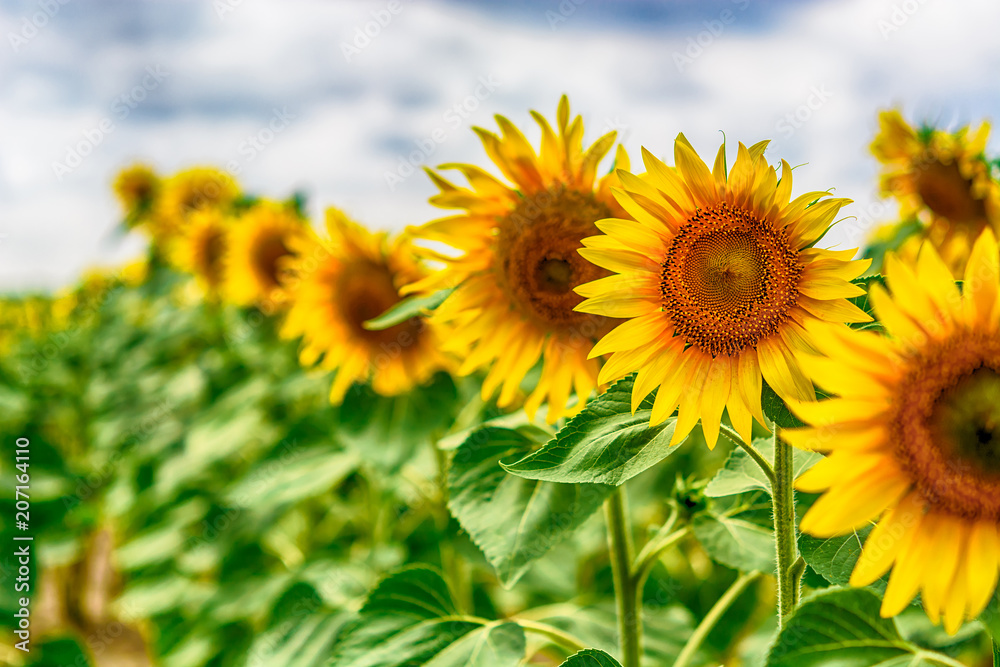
xmin=107 ymin=99 xmax=1000 ymax=635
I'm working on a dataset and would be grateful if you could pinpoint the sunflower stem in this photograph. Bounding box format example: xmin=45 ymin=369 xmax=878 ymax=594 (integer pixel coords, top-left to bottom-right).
xmin=672 ymin=571 xmax=762 ymax=667
xmin=606 ymin=486 xmax=642 ymax=667
xmin=719 ymin=424 xmax=776 ymax=486
xmin=771 ymin=424 xmax=799 ymax=628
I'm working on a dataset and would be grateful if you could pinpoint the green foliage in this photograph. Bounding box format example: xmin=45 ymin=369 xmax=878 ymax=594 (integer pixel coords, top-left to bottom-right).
xmin=692 ymin=512 xmax=776 ymax=574
xmin=502 ymin=375 xmax=683 ymax=486
xmin=705 ymin=437 xmax=821 ymax=498
xmin=363 ymin=288 xmax=454 ymax=331
xmin=766 ymin=588 xmax=963 ymax=667
xmin=448 ymin=426 xmax=612 ymax=586
xmin=329 ymin=566 xmax=524 ymax=667
xmin=558 ymin=649 xmax=623 ymax=666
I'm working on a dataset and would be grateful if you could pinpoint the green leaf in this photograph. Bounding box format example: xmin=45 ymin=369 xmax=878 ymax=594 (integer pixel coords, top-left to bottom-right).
xmin=329 ymin=566 xmax=525 ymax=667
xmin=424 ymin=622 xmax=526 ymax=667
xmin=692 ymin=513 xmax=775 ymax=574
xmin=848 ymin=274 xmax=888 ymax=332
xmin=978 ymin=588 xmax=1000 ymax=646
xmin=705 ymin=437 xmax=821 ymax=498
xmin=761 ymin=380 xmax=805 ymax=429
xmin=502 ymin=375 xmax=680 ymax=486
xmin=363 ymin=288 xmax=454 ymax=331
xmin=766 ymin=587 xmax=962 ymax=667
xmin=797 ymin=527 xmax=871 ymax=588
xmin=558 ymin=649 xmax=623 ymax=666
xmin=448 ymin=427 xmax=613 ymax=587
xmin=226 ymin=449 xmax=358 ymax=510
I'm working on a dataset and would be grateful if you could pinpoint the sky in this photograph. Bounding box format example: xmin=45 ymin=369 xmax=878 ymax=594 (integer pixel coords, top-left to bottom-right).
xmin=2 ymin=0 xmax=999 ymax=291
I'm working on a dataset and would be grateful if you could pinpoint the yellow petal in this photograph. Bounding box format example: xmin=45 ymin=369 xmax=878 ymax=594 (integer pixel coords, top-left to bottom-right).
xmin=590 ymin=310 xmax=671 ymax=359
xmin=699 ymin=357 xmax=732 ymax=449
xmin=850 ymin=491 xmax=924 ymax=587
xmin=798 ymin=466 xmax=909 ymax=537
xmin=966 ymin=519 xmax=1000 ymax=618
xmin=962 ymin=227 xmax=1000 ymax=329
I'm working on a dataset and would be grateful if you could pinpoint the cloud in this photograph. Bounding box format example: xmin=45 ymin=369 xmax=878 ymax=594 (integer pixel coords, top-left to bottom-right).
xmin=1 ymin=0 xmax=997 ymax=289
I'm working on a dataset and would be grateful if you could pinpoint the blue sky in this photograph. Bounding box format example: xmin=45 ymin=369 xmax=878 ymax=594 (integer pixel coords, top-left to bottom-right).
xmin=2 ymin=0 xmax=999 ymax=290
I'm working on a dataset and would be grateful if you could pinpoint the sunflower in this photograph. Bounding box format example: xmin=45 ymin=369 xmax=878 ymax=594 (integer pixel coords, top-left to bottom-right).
xmin=785 ymin=229 xmax=1000 ymax=634
xmin=113 ymin=164 xmax=160 ymax=220
xmin=402 ymin=96 xmax=629 ymax=423
xmin=281 ymin=209 xmax=451 ymax=403
xmin=152 ymin=167 xmax=240 ymax=246
xmin=171 ymin=208 xmax=230 ymax=295
xmin=574 ymin=136 xmax=872 ymax=449
xmin=872 ymin=110 xmax=1000 ymax=277
xmin=224 ymin=201 xmax=307 ymax=309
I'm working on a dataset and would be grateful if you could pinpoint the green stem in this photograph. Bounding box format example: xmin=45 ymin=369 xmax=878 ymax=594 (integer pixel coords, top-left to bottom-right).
xmin=993 ymin=638 xmax=999 ymax=667
xmin=719 ymin=424 xmax=776 ymax=486
xmin=771 ymin=424 xmax=798 ymax=627
xmin=672 ymin=571 xmax=762 ymax=667
xmin=606 ymin=486 xmax=641 ymax=667
xmin=516 ymin=619 xmax=588 ymax=654
xmin=632 ymin=527 xmax=691 ymax=593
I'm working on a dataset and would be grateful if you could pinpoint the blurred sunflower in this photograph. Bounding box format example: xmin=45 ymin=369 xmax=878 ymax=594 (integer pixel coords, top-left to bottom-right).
xmin=403 ymin=96 xmax=629 ymax=423
xmin=171 ymin=208 xmax=230 ymax=296
xmin=786 ymin=229 xmax=1000 ymax=634
xmin=153 ymin=167 xmax=240 ymax=246
xmin=575 ymin=136 xmax=871 ymax=448
xmin=281 ymin=209 xmax=452 ymax=403
xmin=113 ymin=164 xmax=160 ymax=222
xmin=871 ymin=110 xmax=1000 ymax=277
xmin=224 ymin=201 xmax=306 ymax=309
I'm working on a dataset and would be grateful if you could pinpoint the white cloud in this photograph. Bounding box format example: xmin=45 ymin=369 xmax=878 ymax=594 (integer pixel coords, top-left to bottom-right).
xmin=2 ymin=0 xmax=998 ymax=289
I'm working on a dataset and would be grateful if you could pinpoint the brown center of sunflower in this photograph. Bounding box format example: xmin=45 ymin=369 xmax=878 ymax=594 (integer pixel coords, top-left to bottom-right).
xmin=253 ymin=232 xmax=293 ymax=291
xmin=913 ymin=159 xmax=987 ymax=223
xmin=337 ymin=261 xmax=423 ymax=348
xmin=660 ymin=202 xmax=802 ymax=357
xmin=197 ymin=227 xmax=226 ymax=287
xmin=890 ymin=333 xmax=1000 ymax=520
xmin=495 ymin=185 xmax=614 ymax=334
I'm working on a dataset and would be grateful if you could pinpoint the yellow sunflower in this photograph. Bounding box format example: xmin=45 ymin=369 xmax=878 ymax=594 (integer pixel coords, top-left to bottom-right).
xmin=281 ymin=209 xmax=452 ymax=403
xmin=574 ymin=136 xmax=872 ymax=449
xmin=224 ymin=201 xmax=307 ymax=309
xmin=171 ymin=208 xmax=230 ymax=295
xmin=402 ymin=96 xmax=630 ymax=423
xmin=787 ymin=229 xmax=1000 ymax=634
xmin=113 ymin=164 xmax=160 ymax=219
xmin=872 ymin=110 xmax=1000 ymax=277
xmin=153 ymin=167 xmax=240 ymax=245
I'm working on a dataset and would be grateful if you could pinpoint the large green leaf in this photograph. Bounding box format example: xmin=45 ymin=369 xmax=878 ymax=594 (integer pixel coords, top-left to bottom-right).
xmin=766 ymin=588 xmax=962 ymax=667
xmin=705 ymin=437 xmax=822 ymax=498
xmin=329 ymin=566 xmax=525 ymax=667
xmin=448 ymin=427 xmax=612 ymax=587
xmin=502 ymin=375 xmax=680 ymax=486
xmin=797 ymin=527 xmax=871 ymax=588
xmin=225 ymin=449 xmax=358 ymax=510
xmin=363 ymin=288 xmax=453 ymax=331
xmin=692 ymin=512 xmax=776 ymax=574
xmin=558 ymin=649 xmax=623 ymax=666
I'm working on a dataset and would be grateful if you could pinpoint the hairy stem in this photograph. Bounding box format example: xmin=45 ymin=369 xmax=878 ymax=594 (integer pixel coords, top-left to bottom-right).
xmin=606 ymin=486 xmax=641 ymax=667
xmin=771 ymin=424 xmax=799 ymax=627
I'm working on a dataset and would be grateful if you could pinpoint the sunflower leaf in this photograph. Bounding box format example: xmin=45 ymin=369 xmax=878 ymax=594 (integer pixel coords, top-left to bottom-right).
xmin=557 ymin=649 xmax=623 ymax=666
xmin=448 ymin=427 xmax=613 ymax=587
xmin=848 ymin=273 xmax=888 ymax=331
xmin=692 ymin=511 xmax=776 ymax=574
xmin=501 ymin=375 xmax=682 ymax=486
xmin=329 ymin=566 xmax=526 ymax=667
xmin=705 ymin=437 xmax=821 ymax=498
xmin=363 ymin=288 xmax=453 ymax=330
xmin=765 ymin=587 xmax=961 ymax=667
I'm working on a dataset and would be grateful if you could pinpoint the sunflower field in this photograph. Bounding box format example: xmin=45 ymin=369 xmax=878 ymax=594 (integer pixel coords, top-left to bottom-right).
xmin=3 ymin=99 xmax=1000 ymax=667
